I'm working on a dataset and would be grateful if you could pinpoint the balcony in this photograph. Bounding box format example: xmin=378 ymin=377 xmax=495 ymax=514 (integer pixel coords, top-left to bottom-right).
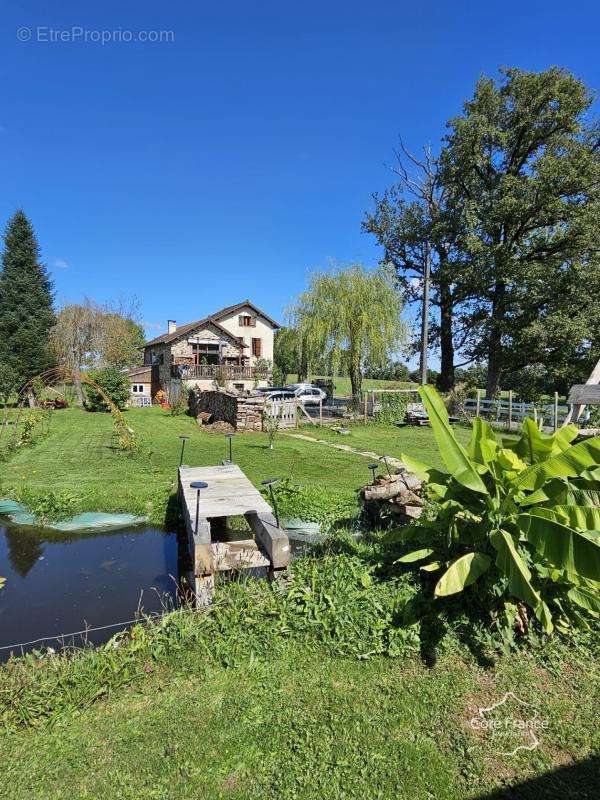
xmin=171 ymin=363 xmax=269 ymax=381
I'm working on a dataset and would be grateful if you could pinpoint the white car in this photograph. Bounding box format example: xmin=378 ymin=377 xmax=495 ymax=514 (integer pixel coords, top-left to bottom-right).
xmin=290 ymin=385 xmax=327 ymax=406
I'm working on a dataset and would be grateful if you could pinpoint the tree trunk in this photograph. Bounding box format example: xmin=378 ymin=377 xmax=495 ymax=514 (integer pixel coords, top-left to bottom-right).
xmin=349 ymin=358 xmax=362 ymax=406
xmin=73 ymin=369 xmax=86 ymax=406
xmin=438 ymin=281 xmax=455 ymax=391
xmin=485 ymin=281 xmax=505 ymax=398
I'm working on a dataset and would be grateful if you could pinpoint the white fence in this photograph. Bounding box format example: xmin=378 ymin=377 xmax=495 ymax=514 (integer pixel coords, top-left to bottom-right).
xmin=464 ymin=393 xmax=569 ymax=430
xmin=265 ymin=399 xmax=297 ymax=428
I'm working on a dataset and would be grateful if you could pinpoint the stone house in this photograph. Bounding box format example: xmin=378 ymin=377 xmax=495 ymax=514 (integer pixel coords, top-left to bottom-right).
xmin=140 ymin=300 xmax=280 ymax=399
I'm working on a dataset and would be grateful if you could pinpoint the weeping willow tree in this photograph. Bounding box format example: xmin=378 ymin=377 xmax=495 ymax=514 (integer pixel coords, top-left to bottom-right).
xmin=292 ymin=264 xmax=406 ymax=402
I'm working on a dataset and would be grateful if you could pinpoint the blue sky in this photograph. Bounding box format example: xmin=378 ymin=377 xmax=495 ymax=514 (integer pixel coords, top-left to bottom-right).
xmin=2 ymin=1 xmax=599 ymax=363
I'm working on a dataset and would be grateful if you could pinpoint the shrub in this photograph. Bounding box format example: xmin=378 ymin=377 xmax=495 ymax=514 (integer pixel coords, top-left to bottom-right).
xmin=85 ymin=368 xmax=130 ymax=412
xmin=393 ymin=386 xmax=600 ymax=638
xmin=375 ymin=392 xmax=407 ymax=425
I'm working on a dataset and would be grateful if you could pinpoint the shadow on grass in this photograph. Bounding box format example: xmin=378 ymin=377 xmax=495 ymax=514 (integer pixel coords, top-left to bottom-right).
xmin=471 ymin=755 xmax=599 ymax=800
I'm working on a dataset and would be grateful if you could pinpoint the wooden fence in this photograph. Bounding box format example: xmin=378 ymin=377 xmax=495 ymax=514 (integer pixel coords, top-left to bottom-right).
xmin=464 ymin=391 xmax=569 ymax=430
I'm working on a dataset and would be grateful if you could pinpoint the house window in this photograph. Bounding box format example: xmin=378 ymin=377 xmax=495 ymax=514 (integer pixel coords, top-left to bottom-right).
xmin=150 ymin=351 xmax=164 ymax=366
xmin=252 ymin=338 xmax=262 ymax=357
xmin=239 ymin=314 xmax=256 ymax=327
xmin=131 ymin=384 xmax=145 ymax=393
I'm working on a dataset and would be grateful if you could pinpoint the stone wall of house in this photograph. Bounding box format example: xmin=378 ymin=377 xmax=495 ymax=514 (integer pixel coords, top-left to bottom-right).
xmin=188 ymin=389 xmax=267 ymax=431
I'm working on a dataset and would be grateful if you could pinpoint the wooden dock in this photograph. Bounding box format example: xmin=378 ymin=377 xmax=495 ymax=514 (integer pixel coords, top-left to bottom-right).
xmin=179 ymin=464 xmax=290 ymax=603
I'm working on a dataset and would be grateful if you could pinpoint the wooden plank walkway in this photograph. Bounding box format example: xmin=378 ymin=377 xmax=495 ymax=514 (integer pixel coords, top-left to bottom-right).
xmin=179 ymin=464 xmax=290 ymax=604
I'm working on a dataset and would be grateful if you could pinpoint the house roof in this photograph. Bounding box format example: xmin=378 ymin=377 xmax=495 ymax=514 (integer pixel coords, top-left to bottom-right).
xmin=143 ymin=300 xmax=280 ymax=348
xmin=143 ymin=316 xmax=245 ymax=348
xmin=211 ymin=300 xmax=281 ymax=329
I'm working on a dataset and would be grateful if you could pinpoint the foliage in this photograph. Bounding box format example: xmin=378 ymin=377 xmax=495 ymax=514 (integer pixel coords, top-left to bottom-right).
xmin=376 ymin=392 xmax=407 ymax=425
xmin=0 ymin=210 xmax=56 ymax=388
xmin=442 ymin=67 xmax=600 ymax=396
xmin=169 ymin=388 xmax=189 ymax=416
xmin=274 ymin=326 xmax=301 ymax=383
xmin=270 ymin=480 xmax=358 ymax=528
xmin=292 ymin=264 xmax=406 ymax=400
xmin=261 ymin=403 xmax=283 ymax=449
xmin=50 ymin=298 xmax=145 ymax=377
xmin=85 ymin=367 xmax=130 ymax=412
xmin=366 ymin=68 xmax=600 ymax=395
xmin=12 ymin=486 xmax=80 ymax=523
xmin=443 ymin=382 xmax=469 ymax=419
xmin=364 ymin=360 xmax=410 ymax=381
xmin=396 ymin=386 xmax=600 ymax=637
xmin=0 ymin=362 xmax=19 ymax=405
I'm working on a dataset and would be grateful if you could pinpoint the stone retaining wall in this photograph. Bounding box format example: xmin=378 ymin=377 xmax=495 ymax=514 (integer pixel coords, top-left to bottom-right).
xmin=189 ymin=389 xmax=267 ymax=431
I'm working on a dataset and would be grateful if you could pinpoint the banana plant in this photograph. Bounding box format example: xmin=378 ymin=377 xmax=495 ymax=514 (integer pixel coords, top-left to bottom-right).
xmin=396 ymin=386 xmax=600 ymax=634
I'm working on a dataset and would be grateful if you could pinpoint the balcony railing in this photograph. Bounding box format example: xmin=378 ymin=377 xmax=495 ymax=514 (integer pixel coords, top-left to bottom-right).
xmin=171 ymin=364 xmax=269 ymax=381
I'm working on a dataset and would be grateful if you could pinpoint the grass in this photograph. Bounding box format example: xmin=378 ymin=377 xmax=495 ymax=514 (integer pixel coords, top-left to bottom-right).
xmin=298 ymin=419 xmax=473 ymax=470
xmin=0 ymin=407 xmax=378 ymax=524
xmin=1 ymin=406 xmax=599 ymax=798
xmin=0 ymin=407 xmax=479 ymax=523
xmin=0 ymin=554 xmax=598 ymax=799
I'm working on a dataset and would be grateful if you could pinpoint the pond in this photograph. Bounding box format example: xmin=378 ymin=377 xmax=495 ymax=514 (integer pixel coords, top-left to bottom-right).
xmin=0 ymin=523 xmax=179 ymax=662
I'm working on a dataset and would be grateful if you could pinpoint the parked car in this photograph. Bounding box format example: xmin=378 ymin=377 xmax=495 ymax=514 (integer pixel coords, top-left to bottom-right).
xmin=290 ymin=385 xmax=327 ymax=406
xmin=264 ymin=389 xmax=296 ymax=402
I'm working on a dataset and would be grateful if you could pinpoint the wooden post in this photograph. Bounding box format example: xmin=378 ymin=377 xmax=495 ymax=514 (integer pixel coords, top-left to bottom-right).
xmin=508 ymin=390 xmax=513 ymax=428
xmin=319 ymin=398 xmax=323 ymax=426
xmin=295 ymin=400 xmax=299 ymax=428
xmin=364 ymin=393 xmax=368 ymax=424
xmin=554 ymin=391 xmax=559 ymax=432
xmin=476 ymin=389 xmax=481 ymax=418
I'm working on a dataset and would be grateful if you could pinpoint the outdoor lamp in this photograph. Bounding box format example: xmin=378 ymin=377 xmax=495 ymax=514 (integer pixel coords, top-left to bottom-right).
xmin=225 ymin=432 xmax=235 ymax=464
xmin=190 ymin=480 xmax=208 ymax=537
xmin=178 ymin=435 xmax=190 ymax=467
xmin=380 ymin=455 xmax=392 ymax=477
xmin=368 ymin=462 xmax=379 ymax=482
xmin=261 ymin=477 xmax=281 ymax=528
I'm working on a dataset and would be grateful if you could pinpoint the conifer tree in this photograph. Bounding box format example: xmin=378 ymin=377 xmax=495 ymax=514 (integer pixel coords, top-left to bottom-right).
xmin=0 ymin=210 xmax=56 ymax=388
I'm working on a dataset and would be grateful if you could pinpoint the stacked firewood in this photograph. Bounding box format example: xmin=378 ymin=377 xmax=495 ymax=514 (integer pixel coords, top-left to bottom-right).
xmin=359 ymin=470 xmax=424 ymax=526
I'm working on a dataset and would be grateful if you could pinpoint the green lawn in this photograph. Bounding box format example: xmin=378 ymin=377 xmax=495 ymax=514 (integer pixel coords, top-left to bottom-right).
xmin=0 ymin=408 xmax=476 ymax=523
xmin=0 ymin=407 xmax=378 ymax=523
xmin=299 ymin=420 xmax=473 ymax=469
xmin=1 ymin=615 xmax=598 ymax=799
xmin=1 ymin=406 xmax=598 ymax=799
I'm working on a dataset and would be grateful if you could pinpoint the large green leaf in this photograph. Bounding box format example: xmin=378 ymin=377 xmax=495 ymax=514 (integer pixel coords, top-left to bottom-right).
xmin=490 ymin=529 xmax=553 ymax=632
xmin=395 ymin=548 xmax=435 ymax=564
xmin=530 ymin=504 xmax=600 ymax=531
xmin=434 ymin=552 xmax=491 ymax=596
xmin=468 ymin=418 xmax=498 ymax=466
xmin=518 ymin=513 xmax=600 ymax=581
xmin=419 ymin=386 xmax=489 ymax=495
xmin=513 ymin=437 xmax=600 ymax=491
xmin=567 ymin=586 xmax=600 ymax=614
xmin=514 ymin=418 xmax=578 ymax=464
xmin=567 ymin=585 xmax=600 ymax=616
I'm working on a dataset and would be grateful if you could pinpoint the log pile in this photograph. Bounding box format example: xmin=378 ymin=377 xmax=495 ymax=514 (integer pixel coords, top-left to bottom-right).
xmin=359 ymin=469 xmax=423 ymax=526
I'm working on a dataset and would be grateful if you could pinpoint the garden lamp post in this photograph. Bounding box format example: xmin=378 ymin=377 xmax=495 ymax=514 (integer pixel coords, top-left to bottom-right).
xmin=380 ymin=455 xmax=392 ymax=477
xmin=225 ymin=432 xmax=235 ymax=464
xmin=368 ymin=462 xmax=379 ymax=482
xmin=190 ymin=480 xmax=208 ymax=537
xmin=261 ymin=477 xmax=281 ymax=528
xmin=178 ymin=435 xmax=190 ymax=467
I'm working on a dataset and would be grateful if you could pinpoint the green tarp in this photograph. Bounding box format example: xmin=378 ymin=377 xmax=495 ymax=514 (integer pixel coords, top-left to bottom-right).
xmin=0 ymin=499 xmax=147 ymax=531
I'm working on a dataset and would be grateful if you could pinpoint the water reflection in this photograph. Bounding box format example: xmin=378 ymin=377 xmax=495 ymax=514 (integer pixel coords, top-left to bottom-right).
xmin=0 ymin=523 xmax=179 ymax=660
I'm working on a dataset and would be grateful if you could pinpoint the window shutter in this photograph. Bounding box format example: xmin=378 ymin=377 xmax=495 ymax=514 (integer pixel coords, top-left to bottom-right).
xmin=238 ymin=315 xmax=244 ymax=326
xmin=251 ymin=316 xmax=257 ymax=327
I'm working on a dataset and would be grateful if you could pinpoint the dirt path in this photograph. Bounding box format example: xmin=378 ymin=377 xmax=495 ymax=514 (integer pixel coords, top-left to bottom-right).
xmin=282 ymin=432 xmax=405 ymax=467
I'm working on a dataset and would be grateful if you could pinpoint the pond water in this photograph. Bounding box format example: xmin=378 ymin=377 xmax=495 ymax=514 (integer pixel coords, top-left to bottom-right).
xmin=0 ymin=523 xmax=179 ymax=661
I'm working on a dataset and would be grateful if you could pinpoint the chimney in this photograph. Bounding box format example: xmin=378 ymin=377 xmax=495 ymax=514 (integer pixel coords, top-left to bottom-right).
xmin=168 ymin=320 xmax=177 ymax=334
